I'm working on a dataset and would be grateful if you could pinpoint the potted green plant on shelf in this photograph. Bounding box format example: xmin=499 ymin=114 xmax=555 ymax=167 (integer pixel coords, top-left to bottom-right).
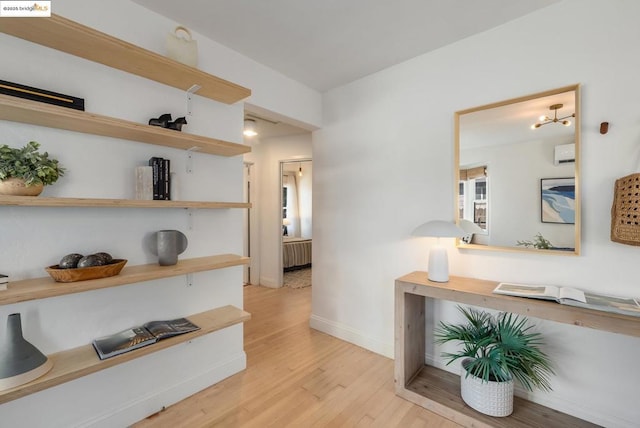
xmin=435 ymin=306 xmax=554 ymax=417
xmin=0 ymin=141 xmax=65 ymax=196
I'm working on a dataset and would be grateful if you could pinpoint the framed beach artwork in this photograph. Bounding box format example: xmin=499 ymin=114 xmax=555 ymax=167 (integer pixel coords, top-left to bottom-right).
xmin=541 ymin=178 xmax=575 ymax=224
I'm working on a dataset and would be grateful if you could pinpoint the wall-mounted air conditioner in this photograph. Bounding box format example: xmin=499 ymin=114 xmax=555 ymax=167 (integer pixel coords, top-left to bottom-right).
xmin=554 ymin=143 xmax=575 ymax=165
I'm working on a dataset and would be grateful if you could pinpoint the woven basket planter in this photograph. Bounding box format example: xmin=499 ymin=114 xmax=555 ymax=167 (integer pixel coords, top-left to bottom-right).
xmin=460 ymin=358 xmax=514 ymax=417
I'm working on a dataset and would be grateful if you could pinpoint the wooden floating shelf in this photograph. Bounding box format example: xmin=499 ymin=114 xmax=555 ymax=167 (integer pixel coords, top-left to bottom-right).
xmin=0 ymin=14 xmax=251 ymax=104
xmin=0 ymin=305 xmax=251 ymax=405
xmin=0 ymin=94 xmax=250 ymax=157
xmin=0 ymin=195 xmax=250 ymax=209
xmin=0 ymin=254 xmax=250 ymax=306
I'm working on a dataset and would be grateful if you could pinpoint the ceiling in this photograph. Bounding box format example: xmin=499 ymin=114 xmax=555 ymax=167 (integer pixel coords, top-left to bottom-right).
xmin=133 ymin=0 xmax=560 ymax=93
xmin=132 ymin=0 xmax=562 ymax=139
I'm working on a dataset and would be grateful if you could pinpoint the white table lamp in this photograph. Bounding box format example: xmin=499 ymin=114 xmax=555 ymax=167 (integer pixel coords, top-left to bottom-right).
xmin=412 ymin=220 xmax=465 ymax=282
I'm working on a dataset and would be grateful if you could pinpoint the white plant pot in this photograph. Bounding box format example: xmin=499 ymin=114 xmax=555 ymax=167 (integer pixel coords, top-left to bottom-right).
xmin=460 ymin=358 xmax=514 ymax=417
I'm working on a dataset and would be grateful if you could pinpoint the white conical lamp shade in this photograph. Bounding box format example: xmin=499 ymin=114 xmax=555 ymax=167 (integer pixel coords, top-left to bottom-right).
xmin=412 ymin=220 xmax=465 ymax=238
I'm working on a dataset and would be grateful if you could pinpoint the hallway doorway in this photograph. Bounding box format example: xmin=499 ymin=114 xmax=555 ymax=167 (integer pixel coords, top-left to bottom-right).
xmin=280 ymin=159 xmax=312 ymax=287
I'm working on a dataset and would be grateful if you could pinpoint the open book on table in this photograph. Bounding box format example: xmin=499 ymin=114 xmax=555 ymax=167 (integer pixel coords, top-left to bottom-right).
xmin=493 ymin=282 xmax=640 ymax=317
xmin=92 ymin=317 xmax=200 ymax=360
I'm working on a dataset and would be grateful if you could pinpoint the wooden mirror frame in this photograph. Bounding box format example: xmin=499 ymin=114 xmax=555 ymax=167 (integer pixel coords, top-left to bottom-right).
xmin=454 ymin=85 xmax=581 ymax=255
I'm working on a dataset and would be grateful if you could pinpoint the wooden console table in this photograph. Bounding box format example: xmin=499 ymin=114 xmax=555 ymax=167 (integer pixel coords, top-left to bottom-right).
xmin=394 ymin=271 xmax=639 ymax=427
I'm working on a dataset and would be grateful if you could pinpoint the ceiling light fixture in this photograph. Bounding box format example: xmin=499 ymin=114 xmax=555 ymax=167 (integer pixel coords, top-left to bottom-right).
xmin=298 ymin=162 xmax=303 ymax=177
xmin=243 ymin=119 xmax=258 ymax=137
xmin=531 ymin=104 xmax=575 ymax=129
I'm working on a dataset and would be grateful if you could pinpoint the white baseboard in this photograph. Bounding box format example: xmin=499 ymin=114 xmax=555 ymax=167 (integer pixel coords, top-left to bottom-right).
xmin=76 ymin=352 xmax=247 ymax=428
xmin=309 ymin=313 xmax=394 ymax=358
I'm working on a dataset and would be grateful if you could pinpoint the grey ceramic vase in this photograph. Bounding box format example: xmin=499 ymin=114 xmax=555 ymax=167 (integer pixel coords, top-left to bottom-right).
xmin=0 ymin=313 xmax=52 ymax=389
xmin=156 ymin=230 xmax=188 ymax=266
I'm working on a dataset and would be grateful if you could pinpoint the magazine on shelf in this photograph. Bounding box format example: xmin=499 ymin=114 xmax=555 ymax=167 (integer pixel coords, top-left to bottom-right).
xmin=92 ymin=317 xmax=200 ymax=360
xmin=493 ymin=282 xmax=640 ymax=317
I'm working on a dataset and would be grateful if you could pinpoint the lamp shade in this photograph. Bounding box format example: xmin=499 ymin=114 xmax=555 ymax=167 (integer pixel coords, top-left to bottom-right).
xmin=283 ymin=218 xmax=291 ymax=226
xmin=458 ymin=219 xmax=483 ymax=244
xmin=412 ymin=220 xmax=465 ymax=238
xmin=459 ymin=219 xmax=483 ymax=234
xmin=0 ymin=313 xmax=53 ymax=391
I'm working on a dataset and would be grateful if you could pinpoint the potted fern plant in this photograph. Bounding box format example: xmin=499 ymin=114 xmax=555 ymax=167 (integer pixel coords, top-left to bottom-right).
xmin=0 ymin=141 xmax=65 ymax=196
xmin=435 ymin=306 xmax=554 ymax=417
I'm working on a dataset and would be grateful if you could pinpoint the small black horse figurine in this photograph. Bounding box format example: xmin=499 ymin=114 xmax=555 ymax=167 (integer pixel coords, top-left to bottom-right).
xmin=148 ymin=114 xmax=188 ymax=131
xmin=167 ymin=117 xmax=188 ymax=131
xmin=148 ymin=113 xmax=172 ymax=128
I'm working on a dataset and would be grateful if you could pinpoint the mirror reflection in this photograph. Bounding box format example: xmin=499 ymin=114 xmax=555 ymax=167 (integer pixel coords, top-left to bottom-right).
xmin=455 ymin=85 xmax=580 ymax=254
xmin=281 ymin=160 xmax=313 ymax=275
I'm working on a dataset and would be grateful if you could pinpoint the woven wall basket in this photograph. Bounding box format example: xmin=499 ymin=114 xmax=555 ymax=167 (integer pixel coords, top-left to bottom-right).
xmin=611 ymin=173 xmax=640 ymax=246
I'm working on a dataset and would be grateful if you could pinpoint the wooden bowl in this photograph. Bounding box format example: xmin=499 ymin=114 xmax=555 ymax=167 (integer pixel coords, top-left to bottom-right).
xmin=45 ymin=259 xmax=127 ymax=283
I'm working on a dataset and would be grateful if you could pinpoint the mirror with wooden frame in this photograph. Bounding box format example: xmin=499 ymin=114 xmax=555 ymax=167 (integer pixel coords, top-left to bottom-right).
xmin=455 ymin=85 xmax=581 ymax=255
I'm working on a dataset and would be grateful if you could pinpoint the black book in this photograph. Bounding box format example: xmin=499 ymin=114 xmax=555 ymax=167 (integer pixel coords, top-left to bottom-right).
xmin=92 ymin=317 xmax=200 ymax=360
xmin=163 ymin=158 xmax=171 ymax=200
xmin=148 ymin=157 xmax=161 ymax=200
xmin=157 ymin=157 xmax=165 ymax=200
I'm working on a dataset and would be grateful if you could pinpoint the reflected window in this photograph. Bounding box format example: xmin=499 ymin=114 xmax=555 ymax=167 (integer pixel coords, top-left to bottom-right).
xmin=459 ymin=166 xmax=488 ymax=232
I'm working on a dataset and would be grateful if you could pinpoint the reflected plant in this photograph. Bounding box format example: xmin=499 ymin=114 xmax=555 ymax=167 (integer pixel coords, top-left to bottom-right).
xmin=517 ymin=233 xmax=553 ymax=249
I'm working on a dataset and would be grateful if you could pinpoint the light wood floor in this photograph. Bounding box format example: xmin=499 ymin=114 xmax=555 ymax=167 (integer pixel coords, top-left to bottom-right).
xmin=133 ymin=285 xmax=461 ymax=428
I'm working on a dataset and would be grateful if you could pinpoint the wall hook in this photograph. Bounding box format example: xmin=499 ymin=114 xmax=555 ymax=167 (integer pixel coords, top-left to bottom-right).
xmin=600 ymin=122 xmax=609 ymax=135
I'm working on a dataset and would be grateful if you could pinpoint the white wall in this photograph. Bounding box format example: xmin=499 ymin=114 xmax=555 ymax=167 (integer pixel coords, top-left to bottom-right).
xmin=312 ymin=1 xmax=640 ymax=426
xmin=0 ymin=0 xmax=320 ymax=426
xmin=245 ymin=135 xmax=312 ymax=288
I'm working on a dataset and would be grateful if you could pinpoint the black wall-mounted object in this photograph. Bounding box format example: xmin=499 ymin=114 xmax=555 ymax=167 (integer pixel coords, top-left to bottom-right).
xmin=0 ymin=79 xmax=85 ymax=111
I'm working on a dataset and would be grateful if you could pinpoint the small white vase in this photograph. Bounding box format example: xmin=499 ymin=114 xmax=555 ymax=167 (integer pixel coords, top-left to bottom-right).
xmin=460 ymin=358 xmax=514 ymax=417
